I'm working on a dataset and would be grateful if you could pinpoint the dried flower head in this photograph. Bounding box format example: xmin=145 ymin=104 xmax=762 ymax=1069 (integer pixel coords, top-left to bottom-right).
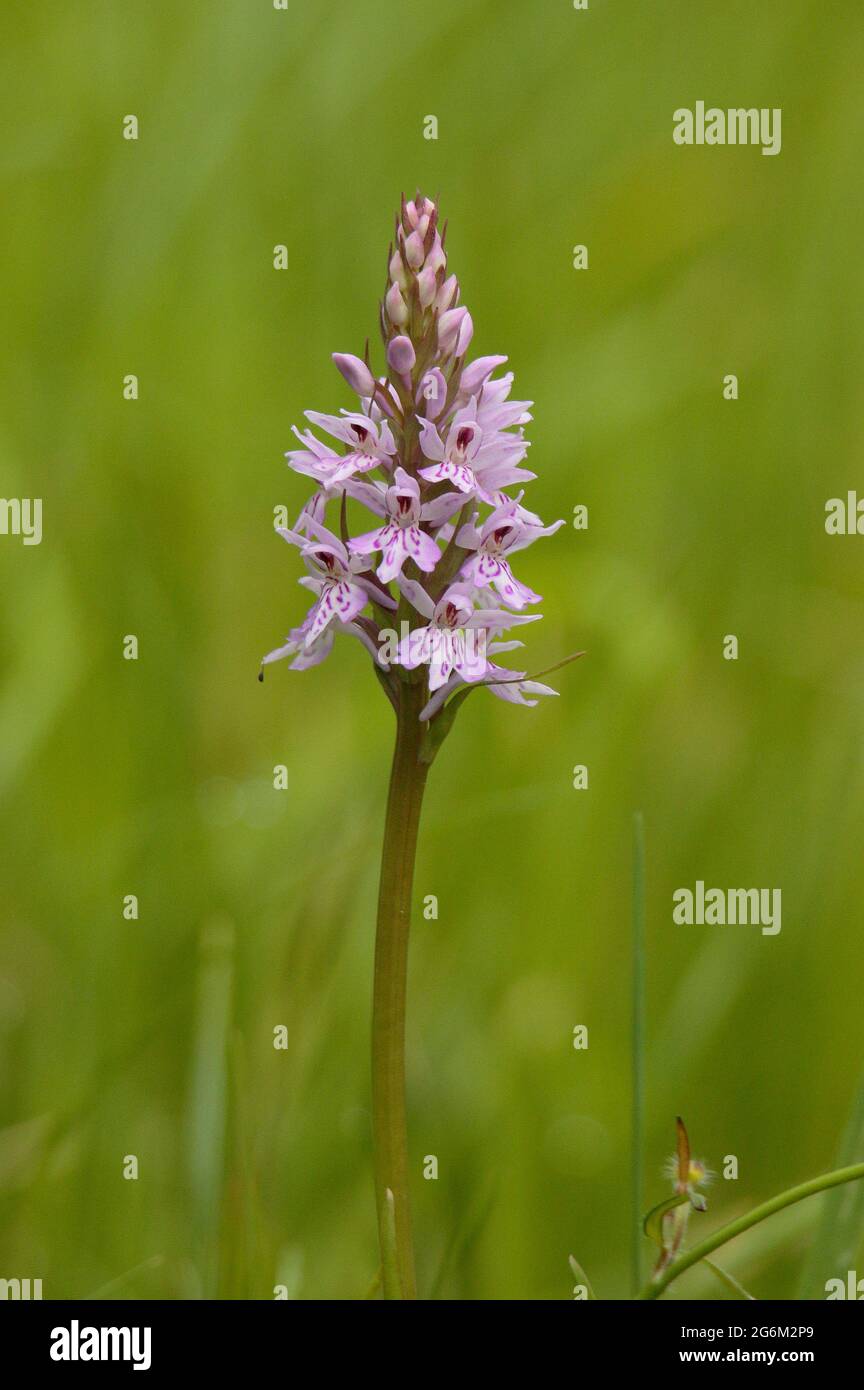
xmin=665 ymin=1116 xmax=712 ymax=1212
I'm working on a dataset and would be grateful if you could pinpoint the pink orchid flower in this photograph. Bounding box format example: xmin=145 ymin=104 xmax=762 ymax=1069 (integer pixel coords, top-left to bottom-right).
xmin=279 ymin=522 xmax=390 ymax=647
xmin=417 ymin=408 xmax=484 ymax=494
xmin=348 ymin=468 xmax=463 ymax=583
xmin=261 ymin=610 xmax=381 ymax=673
xmin=294 ymin=410 xmax=396 ymax=486
xmin=418 ymin=395 xmax=535 ymax=503
xmin=457 ymin=500 xmax=565 ymax=608
xmin=396 ymin=579 xmax=539 ymax=691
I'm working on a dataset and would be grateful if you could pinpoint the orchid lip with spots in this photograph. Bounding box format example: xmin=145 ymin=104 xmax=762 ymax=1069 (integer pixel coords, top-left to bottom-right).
xmin=260 ymin=192 xmax=582 ymax=1300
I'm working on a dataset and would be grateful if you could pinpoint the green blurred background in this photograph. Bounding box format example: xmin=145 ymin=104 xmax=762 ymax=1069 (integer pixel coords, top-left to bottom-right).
xmin=2 ymin=0 xmax=863 ymax=1300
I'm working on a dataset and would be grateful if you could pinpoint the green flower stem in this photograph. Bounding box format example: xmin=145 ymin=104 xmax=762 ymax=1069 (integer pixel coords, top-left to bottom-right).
xmin=638 ymin=1162 xmax=864 ymax=1300
xmin=372 ymin=679 xmax=429 ymax=1299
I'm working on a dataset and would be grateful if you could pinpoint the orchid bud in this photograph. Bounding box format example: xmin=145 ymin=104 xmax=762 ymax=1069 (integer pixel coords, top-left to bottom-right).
xmin=435 ymin=274 xmax=458 ymax=314
xmin=385 ymin=282 xmax=409 ymax=326
xmin=417 ymin=266 xmax=438 ymax=309
xmin=425 ymin=237 xmax=446 ymax=276
xmin=387 ymin=335 xmax=416 ymax=376
xmin=438 ymin=306 xmax=473 ymax=358
xmin=332 ymin=352 xmax=376 ymax=397
xmin=417 ymin=368 xmax=447 ymax=419
xmin=455 ymin=311 xmax=474 ymax=357
xmin=388 ymin=249 xmax=408 ymax=290
xmin=403 ymin=229 xmax=426 ymax=270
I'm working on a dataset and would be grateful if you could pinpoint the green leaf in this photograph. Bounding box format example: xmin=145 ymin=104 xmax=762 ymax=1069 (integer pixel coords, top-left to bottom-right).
xmin=643 ymin=1192 xmax=689 ymax=1248
xmin=799 ymin=1061 xmax=864 ymax=1297
xmin=568 ymin=1254 xmax=597 ymax=1300
xmin=419 ymin=686 xmax=473 ymax=764
xmin=512 ymin=650 xmax=586 ymax=684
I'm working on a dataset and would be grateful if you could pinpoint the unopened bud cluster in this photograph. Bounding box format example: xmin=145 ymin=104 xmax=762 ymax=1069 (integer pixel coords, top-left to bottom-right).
xmin=380 ymin=194 xmax=472 ymax=376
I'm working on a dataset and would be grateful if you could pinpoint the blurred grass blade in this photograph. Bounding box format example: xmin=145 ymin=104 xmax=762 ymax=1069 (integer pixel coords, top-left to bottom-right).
xmin=631 ymin=811 xmax=646 ymax=1294
xmin=363 ymin=1268 xmax=382 ymax=1300
xmin=428 ymin=1175 xmax=498 ymax=1300
xmin=86 ymin=1255 xmax=165 ymax=1300
xmin=273 ymin=1245 xmax=304 ymax=1301
xmin=185 ymin=917 xmax=234 ymax=1298
xmin=381 ymin=1188 xmax=401 ymax=1300
xmin=568 ymin=1253 xmax=597 ymax=1300
xmin=703 ymin=1258 xmax=756 ymax=1300
xmin=226 ymin=1029 xmax=261 ymax=1298
xmin=799 ymin=1061 xmax=864 ymax=1297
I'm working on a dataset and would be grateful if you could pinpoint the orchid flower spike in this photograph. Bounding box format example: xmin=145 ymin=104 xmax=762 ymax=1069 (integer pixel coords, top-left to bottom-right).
xmin=261 ymin=193 xmax=581 ymax=1302
xmin=263 ymin=191 xmax=574 ymax=747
